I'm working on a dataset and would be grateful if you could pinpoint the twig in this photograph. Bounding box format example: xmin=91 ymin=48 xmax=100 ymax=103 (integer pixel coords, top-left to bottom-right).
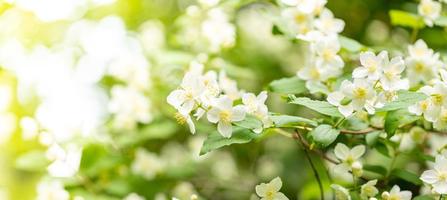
xmin=292 ymin=132 xmax=338 ymax=164
xmin=340 ymin=127 xmax=378 ymax=135
xmin=294 ymin=130 xmax=325 ymax=200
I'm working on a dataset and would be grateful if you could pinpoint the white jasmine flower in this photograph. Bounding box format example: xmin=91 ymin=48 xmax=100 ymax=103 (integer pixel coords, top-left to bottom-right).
xmin=331 ymin=184 xmax=351 ymax=200
xmin=312 ymin=35 xmax=344 ymax=69
xmin=375 ymin=90 xmax=398 ymax=108
xmin=167 ymin=71 xmax=205 ymax=114
xmin=20 ymin=116 xmax=39 ymax=140
xmin=15 ymin=0 xmax=87 ymax=22
xmin=281 ymin=7 xmax=314 ymax=37
xmin=109 ymin=86 xmax=153 ymax=129
xmin=47 ymin=144 xmax=82 ymax=178
xmin=255 ymin=177 xmax=289 ymax=200
xmin=327 ymin=79 xmax=376 ymax=117
xmin=405 ymin=40 xmax=442 ymax=85
xmin=334 ymin=143 xmax=366 ymax=164
xmin=381 ymin=185 xmax=412 ymax=200
xmin=108 ymin=52 xmax=151 ymax=90
xmin=433 ymin=107 xmax=447 ymax=130
xmin=380 ymin=56 xmax=408 ymax=91
xmin=218 ymin=71 xmax=241 ymax=100
xmin=297 ymin=64 xmax=333 ymax=83
xmin=421 ymin=155 xmax=447 ymax=194
xmin=242 ymin=91 xmax=272 ymax=133
xmin=353 ymin=51 xmax=388 ymax=81
xmin=360 ymin=180 xmax=379 ymax=200
xmin=124 ymin=193 xmax=146 ymax=200
xmin=201 ymin=8 xmax=236 ymax=52
xmin=174 ymin=111 xmax=196 ymax=134
xmin=131 ymin=148 xmax=164 ymax=180
xmin=207 ymin=96 xmax=246 ymax=137
xmin=314 ymin=8 xmax=345 ymax=35
xmin=36 ymin=180 xmax=70 ymax=200
xmin=418 ymin=0 xmax=441 ymax=27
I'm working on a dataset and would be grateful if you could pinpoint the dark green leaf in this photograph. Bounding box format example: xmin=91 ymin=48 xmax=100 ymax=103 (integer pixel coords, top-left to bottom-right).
xmin=268 ymin=77 xmax=307 ymax=94
xmin=389 ymin=10 xmax=425 ymax=29
xmin=309 ymin=124 xmax=340 ymax=147
xmin=376 ymin=91 xmax=428 ymax=112
xmin=375 ymin=142 xmax=390 ymax=157
xmin=270 ymin=114 xmax=318 ymax=127
xmin=288 ymin=96 xmax=343 ymax=117
xmin=272 ymin=25 xmax=284 ymax=35
xmin=339 ymin=36 xmax=364 ymax=52
xmin=391 ymin=168 xmax=423 ymax=185
xmin=363 ymin=164 xmax=387 ymax=175
xmin=200 ymin=127 xmax=259 ymax=155
xmin=384 ymin=109 xmax=419 ymax=136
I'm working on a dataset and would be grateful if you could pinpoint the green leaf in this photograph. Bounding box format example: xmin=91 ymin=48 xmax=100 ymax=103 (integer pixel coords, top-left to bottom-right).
xmin=268 ymin=77 xmax=307 ymax=94
xmin=363 ymin=164 xmax=388 ymax=176
xmin=365 ymin=131 xmax=382 ymax=146
xmin=375 ymin=141 xmax=390 ymax=157
xmin=384 ymin=109 xmax=420 ymax=136
xmin=200 ymin=127 xmax=259 ymax=155
xmin=234 ymin=115 xmax=263 ymax=130
xmin=270 ymin=114 xmax=318 ymax=127
xmin=272 ymin=25 xmax=284 ymax=35
xmin=434 ymin=16 xmax=447 ymax=26
xmin=15 ymin=150 xmax=50 ymax=172
xmin=339 ymin=36 xmax=364 ymax=52
xmin=391 ymin=168 xmax=423 ymax=185
xmin=376 ymin=91 xmax=428 ymax=112
xmin=309 ymin=124 xmax=340 ymax=147
xmin=389 ymin=10 xmax=425 ymax=29
xmin=413 ymin=195 xmax=435 ymax=200
xmin=288 ymin=96 xmax=343 ymax=117
xmin=116 ymin=120 xmax=178 ymax=147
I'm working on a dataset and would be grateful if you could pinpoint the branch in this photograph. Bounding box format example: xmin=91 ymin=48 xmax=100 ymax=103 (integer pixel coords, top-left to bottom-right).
xmin=292 ymin=132 xmax=338 ymax=164
xmin=340 ymin=127 xmax=378 ymax=135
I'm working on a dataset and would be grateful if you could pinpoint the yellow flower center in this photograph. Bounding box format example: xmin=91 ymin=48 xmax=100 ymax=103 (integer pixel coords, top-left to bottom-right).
xmin=266 ymin=190 xmax=275 ymax=199
xmin=439 ymin=172 xmax=447 ymax=181
xmin=295 ymin=14 xmax=307 ymax=23
xmin=422 ymin=4 xmax=433 ymax=15
xmin=414 ymin=62 xmax=425 ymax=72
xmin=353 ymin=87 xmax=367 ymax=99
xmin=322 ymin=49 xmax=333 ymax=61
xmin=310 ymin=68 xmax=320 ymax=79
xmin=219 ymin=110 xmax=232 ymax=123
xmin=175 ymin=112 xmax=186 ymax=125
xmin=368 ymin=64 xmax=377 ymax=73
xmin=432 ymin=94 xmax=444 ymax=105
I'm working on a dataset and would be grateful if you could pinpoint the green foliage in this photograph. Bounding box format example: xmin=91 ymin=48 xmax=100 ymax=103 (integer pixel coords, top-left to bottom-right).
xmin=363 ymin=164 xmax=388 ymax=176
xmin=270 ymin=114 xmax=318 ymax=127
xmin=339 ymin=36 xmax=365 ymax=52
xmin=268 ymin=77 xmax=307 ymax=94
xmin=200 ymin=127 xmax=259 ymax=155
xmin=234 ymin=115 xmax=263 ymax=130
xmin=15 ymin=150 xmax=49 ymax=172
xmin=391 ymin=169 xmax=423 ymax=185
xmin=288 ymin=96 xmax=343 ymax=117
xmin=309 ymin=124 xmax=340 ymax=147
xmin=376 ymin=91 xmax=428 ymax=112
xmin=384 ymin=109 xmax=419 ymax=137
xmin=389 ymin=10 xmax=425 ymax=29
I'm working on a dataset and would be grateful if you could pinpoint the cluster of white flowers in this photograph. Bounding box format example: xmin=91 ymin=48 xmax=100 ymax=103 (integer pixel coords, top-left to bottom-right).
xmin=255 ymin=177 xmax=289 ymax=200
xmin=131 ymin=148 xmax=165 ymax=180
xmin=418 ymin=0 xmax=443 ymax=27
xmin=176 ymin=0 xmax=236 ymax=53
xmin=331 ymin=183 xmax=410 ymax=200
xmin=333 ymin=143 xmax=366 ymax=178
xmin=405 ymin=39 xmax=443 ymax=86
xmin=328 ymin=50 xmax=409 ymax=117
xmin=279 ymin=0 xmax=346 ymax=92
xmin=167 ymin=59 xmax=271 ymax=137
xmin=421 ymin=152 xmax=447 ymax=195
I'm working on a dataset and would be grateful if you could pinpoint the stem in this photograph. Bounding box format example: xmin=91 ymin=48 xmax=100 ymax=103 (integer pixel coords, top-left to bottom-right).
xmin=295 ymin=131 xmax=325 ymax=200
xmin=292 ymin=132 xmax=339 ymax=164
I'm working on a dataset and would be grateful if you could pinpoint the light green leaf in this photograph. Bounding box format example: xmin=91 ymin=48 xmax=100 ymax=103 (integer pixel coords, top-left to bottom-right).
xmin=365 ymin=131 xmax=382 ymax=146
xmin=435 ymin=16 xmax=447 ymax=26
xmin=200 ymin=127 xmax=259 ymax=155
xmin=234 ymin=115 xmax=263 ymax=130
xmin=389 ymin=10 xmax=425 ymax=29
xmin=116 ymin=120 xmax=178 ymax=147
xmin=339 ymin=36 xmax=364 ymax=52
xmin=413 ymin=195 xmax=435 ymax=200
xmin=268 ymin=77 xmax=307 ymax=94
xmin=376 ymin=91 xmax=428 ymax=112
xmin=288 ymin=96 xmax=343 ymax=117
xmin=309 ymin=124 xmax=340 ymax=147
xmin=270 ymin=114 xmax=318 ymax=127
xmin=375 ymin=141 xmax=390 ymax=157
xmin=15 ymin=150 xmax=50 ymax=172
xmin=384 ymin=109 xmax=419 ymax=136
xmin=391 ymin=169 xmax=423 ymax=185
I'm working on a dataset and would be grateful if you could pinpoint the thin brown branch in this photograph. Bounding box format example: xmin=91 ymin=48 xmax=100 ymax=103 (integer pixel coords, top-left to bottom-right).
xmin=292 ymin=132 xmax=338 ymax=164
xmin=340 ymin=127 xmax=378 ymax=135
